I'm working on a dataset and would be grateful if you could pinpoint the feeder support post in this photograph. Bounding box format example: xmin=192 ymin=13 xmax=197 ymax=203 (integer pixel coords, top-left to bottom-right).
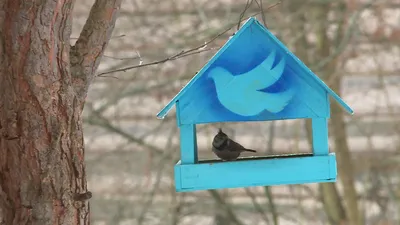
xmin=312 ymin=117 xmax=329 ymax=156
xmin=176 ymin=101 xmax=198 ymax=164
xmin=179 ymin=124 xmax=198 ymax=164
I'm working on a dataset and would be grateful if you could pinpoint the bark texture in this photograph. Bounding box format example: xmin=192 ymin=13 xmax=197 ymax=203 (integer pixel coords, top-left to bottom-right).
xmin=0 ymin=0 xmax=122 ymax=224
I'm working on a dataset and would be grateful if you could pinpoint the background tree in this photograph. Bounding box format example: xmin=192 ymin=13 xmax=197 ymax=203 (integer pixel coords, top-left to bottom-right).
xmin=80 ymin=1 xmax=399 ymax=224
xmin=0 ymin=0 xmax=122 ymax=224
xmin=2 ymin=0 xmax=400 ymax=225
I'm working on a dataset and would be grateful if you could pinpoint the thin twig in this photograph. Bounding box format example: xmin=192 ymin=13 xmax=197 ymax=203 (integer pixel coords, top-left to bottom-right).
xmin=135 ymin=50 xmax=144 ymax=66
xmin=103 ymin=55 xmax=141 ymax=60
xmin=96 ymin=73 xmax=193 ymax=114
xmin=208 ymin=190 xmax=245 ymax=225
xmin=173 ymin=47 xmax=220 ymax=60
xmin=96 ymin=1 xmax=281 ymax=77
xmin=97 ymin=74 xmax=120 ymax=79
xmin=264 ymin=186 xmax=279 ymax=225
xmin=136 ymin=126 xmax=177 ymax=225
xmin=244 ymin=187 xmax=271 ymax=224
xmin=311 ymin=0 xmax=374 ymax=72
xmin=85 ymin=106 xmax=166 ymax=155
xmin=237 ymin=0 xmax=253 ymax=30
xmin=255 ymin=0 xmax=267 ymax=28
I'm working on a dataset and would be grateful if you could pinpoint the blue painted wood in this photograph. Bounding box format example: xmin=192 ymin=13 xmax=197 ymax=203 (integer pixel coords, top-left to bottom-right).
xmin=175 ymin=100 xmax=182 ymax=127
xmin=326 ymin=92 xmax=331 ymax=118
xmin=174 ymin=164 xmax=182 ymax=190
xmin=177 ymin=44 xmax=328 ymax=124
xmin=179 ymin=124 xmax=198 ymax=164
xmin=174 ymin=154 xmax=337 ymax=192
xmin=312 ymin=118 xmax=329 ymax=155
xmin=253 ymin=19 xmax=354 ymax=115
xmin=180 ymin=64 xmax=331 ymax=124
xmin=157 ymin=17 xmax=354 ymax=123
xmin=153 ymin=17 xmax=354 ymax=192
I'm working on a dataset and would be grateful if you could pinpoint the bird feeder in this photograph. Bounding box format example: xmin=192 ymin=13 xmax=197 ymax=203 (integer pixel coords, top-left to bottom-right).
xmin=156 ymin=17 xmax=354 ymax=192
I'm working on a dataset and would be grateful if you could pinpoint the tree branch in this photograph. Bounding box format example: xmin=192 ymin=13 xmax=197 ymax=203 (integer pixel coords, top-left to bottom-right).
xmin=96 ymin=1 xmax=281 ymax=77
xmin=70 ymin=0 xmax=123 ymax=99
xmin=208 ymin=190 xmax=245 ymax=225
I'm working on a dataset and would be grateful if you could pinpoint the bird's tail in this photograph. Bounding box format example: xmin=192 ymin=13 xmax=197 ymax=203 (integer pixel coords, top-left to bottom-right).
xmin=243 ymin=148 xmax=257 ymax=153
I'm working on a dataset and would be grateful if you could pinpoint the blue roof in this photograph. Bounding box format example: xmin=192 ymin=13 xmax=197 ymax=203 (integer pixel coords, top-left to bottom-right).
xmin=157 ymin=17 xmax=353 ymax=119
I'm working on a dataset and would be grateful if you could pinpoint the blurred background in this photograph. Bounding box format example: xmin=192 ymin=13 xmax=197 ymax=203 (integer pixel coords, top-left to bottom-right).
xmin=71 ymin=0 xmax=400 ymax=224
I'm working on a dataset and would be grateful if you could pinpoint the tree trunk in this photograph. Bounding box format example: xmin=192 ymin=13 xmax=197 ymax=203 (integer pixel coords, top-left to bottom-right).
xmin=283 ymin=1 xmax=348 ymax=224
xmin=329 ymin=73 xmax=362 ymax=225
xmin=0 ymin=0 xmax=121 ymax=224
xmin=313 ymin=2 xmax=361 ymax=225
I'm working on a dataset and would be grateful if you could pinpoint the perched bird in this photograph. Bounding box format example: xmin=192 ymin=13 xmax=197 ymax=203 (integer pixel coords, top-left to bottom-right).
xmin=212 ymin=128 xmax=257 ymax=161
xmin=208 ymin=50 xmax=294 ymax=116
xmin=73 ymin=191 xmax=92 ymax=202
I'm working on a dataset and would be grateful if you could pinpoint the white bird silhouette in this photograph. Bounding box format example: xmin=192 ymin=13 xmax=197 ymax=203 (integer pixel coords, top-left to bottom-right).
xmin=208 ymin=51 xmax=294 ymax=116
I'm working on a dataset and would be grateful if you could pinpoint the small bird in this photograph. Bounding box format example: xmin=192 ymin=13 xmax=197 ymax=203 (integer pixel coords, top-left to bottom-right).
xmin=212 ymin=128 xmax=257 ymax=161
xmin=208 ymin=50 xmax=294 ymax=116
xmin=73 ymin=191 xmax=92 ymax=202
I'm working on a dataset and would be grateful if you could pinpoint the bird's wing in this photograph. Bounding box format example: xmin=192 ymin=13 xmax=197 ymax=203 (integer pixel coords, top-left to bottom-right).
xmin=250 ymin=88 xmax=294 ymax=113
xmin=228 ymin=139 xmax=247 ymax=152
xmin=234 ymin=50 xmax=285 ymax=90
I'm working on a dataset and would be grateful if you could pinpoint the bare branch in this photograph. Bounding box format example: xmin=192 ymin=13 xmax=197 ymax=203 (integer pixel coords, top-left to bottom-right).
xmin=244 ymin=188 xmax=271 ymax=224
xmin=254 ymin=0 xmax=267 ymax=28
xmin=97 ymin=41 xmax=222 ymax=77
xmin=96 ymin=1 xmax=281 ymax=77
xmin=311 ymin=0 xmax=374 ymax=73
xmin=208 ymin=190 xmax=245 ymax=225
xmin=237 ymin=0 xmax=253 ymax=30
xmin=85 ymin=105 xmax=166 ymax=156
xmin=70 ymin=0 xmax=123 ymax=98
xmin=103 ymin=55 xmax=141 ymax=61
xmin=137 ymin=126 xmax=177 ymax=224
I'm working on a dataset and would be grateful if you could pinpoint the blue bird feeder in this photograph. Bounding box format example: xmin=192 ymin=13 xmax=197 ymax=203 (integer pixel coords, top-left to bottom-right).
xmin=156 ymin=17 xmax=354 ymax=192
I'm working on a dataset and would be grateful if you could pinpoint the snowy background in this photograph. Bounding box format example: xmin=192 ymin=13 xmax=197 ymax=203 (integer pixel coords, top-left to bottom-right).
xmin=71 ymin=0 xmax=400 ymax=224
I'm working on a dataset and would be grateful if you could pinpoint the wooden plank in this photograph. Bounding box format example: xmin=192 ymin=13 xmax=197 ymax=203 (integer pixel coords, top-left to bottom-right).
xmin=174 ymin=165 xmax=182 ymax=190
xmin=312 ymin=118 xmax=329 ymax=155
xmin=174 ymin=153 xmax=337 ymax=192
xmin=179 ymin=123 xmax=198 ymax=164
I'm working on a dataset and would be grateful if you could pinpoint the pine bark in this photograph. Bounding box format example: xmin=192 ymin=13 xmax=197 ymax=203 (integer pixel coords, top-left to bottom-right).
xmin=0 ymin=0 xmax=122 ymax=224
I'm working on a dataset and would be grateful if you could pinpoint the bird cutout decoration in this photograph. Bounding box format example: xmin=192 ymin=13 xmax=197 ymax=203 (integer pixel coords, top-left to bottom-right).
xmin=212 ymin=128 xmax=257 ymax=161
xmin=208 ymin=50 xmax=294 ymax=116
xmin=156 ymin=17 xmax=354 ymax=192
